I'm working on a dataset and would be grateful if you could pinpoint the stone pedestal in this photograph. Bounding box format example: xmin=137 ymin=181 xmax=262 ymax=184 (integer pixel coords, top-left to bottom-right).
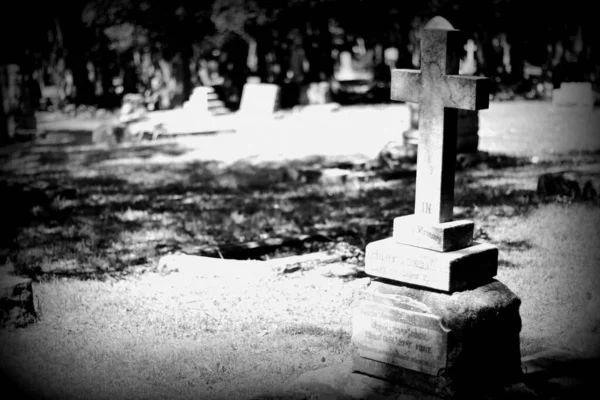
xmin=350 ymin=205 xmax=523 ymax=399
xmin=351 ymin=280 xmax=522 ymax=398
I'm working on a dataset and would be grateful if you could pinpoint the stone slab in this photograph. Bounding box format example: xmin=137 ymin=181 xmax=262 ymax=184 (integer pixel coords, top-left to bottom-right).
xmin=352 ymin=298 xmax=447 ymax=375
xmin=350 ymin=279 xmax=523 ymax=397
xmin=393 ymin=214 xmax=473 ymax=252
xmin=365 ymin=238 xmax=498 ymax=292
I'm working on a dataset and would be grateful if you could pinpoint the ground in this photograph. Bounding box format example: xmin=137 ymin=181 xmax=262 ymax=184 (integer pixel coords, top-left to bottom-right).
xmin=0 ymin=100 xmax=599 ymax=399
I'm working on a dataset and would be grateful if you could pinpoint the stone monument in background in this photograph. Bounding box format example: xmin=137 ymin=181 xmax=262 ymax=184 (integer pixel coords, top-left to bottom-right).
xmin=238 ymin=77 xmax=281 ymax=116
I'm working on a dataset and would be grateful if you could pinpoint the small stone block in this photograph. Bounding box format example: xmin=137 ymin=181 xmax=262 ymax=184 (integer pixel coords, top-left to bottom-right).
xmin=393 ymin=214 xmax=474 ymax=252
xmin=365 ymin=238 xmax=497 ymax=292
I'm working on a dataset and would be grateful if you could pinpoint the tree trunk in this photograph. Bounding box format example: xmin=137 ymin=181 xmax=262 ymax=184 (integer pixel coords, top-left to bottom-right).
xmin=0 ymin=65 xmax=8 ymax=144
xmin=180 ymin=50 xmax=192 ymax=102
xmin=508 ymin=32 xmax=525 ymax=85
xmin=70 ymin=55 xmax=95 ymax=105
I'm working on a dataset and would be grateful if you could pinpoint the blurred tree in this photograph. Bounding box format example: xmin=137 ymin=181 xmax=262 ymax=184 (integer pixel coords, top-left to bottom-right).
xmin=82 ymin=0 xmax=215 ymax=107
xmin=1 ymin=0 xmax=598 ymax=115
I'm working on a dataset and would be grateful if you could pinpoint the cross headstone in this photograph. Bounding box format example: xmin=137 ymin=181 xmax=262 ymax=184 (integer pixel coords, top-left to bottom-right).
xmin=391 ymin=16 xmax=489 ymax=224
xmin=345 ymin=17 xmax=523 ymax=399
xmin=292 ymin=16 xmax=522 ymax=400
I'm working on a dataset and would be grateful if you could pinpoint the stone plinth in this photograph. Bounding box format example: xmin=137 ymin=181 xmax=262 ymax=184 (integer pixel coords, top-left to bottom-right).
xmin=351 ymin=279 xmax=522 ymax=398
xmin=365 ymin=238 xmax=498 ymax=292
xmin=393 ymin=214 xmax=473 ymax=252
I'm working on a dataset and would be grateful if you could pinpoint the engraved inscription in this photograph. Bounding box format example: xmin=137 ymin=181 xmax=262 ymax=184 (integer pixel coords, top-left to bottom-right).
xmin=353 ymin=300 xmax=448 ymax=375
xmin=414 ymin=224 xmax=441 ymax=242
xmin=366 ymin=245 xmax=447 ymax=290
xmin=422 ymin=202 xmax=432 ymax=214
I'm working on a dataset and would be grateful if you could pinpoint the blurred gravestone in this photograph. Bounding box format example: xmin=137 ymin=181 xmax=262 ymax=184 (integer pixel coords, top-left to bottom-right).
xmin=460 ymin=39 xmax=477 ymax=75
xmin=183 ymin=87 xmax=212 ymax=116
xmin=238 ymin=79 xmax=280 ymax=116
xmin=384 ymin=47 xmax=399 ymax=67
xmin=335 ymin=51 xmax=355 ymax=81
xmin=306 ymin=81 xmax=332 ymax=105
xmin=552 ymin=82 xmax=594 ymax=110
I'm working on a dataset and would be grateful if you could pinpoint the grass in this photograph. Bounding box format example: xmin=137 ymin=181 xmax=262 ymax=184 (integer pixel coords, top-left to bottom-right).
xmin=1 ymin=132 xmax=600 ymax=398
xmin=2 ymin=202 xmax=599 ymax=399
xmin=1 ymin=263 xmax=358 ymax=399
xmin=491 ymin=203 xmax=600 ymax=356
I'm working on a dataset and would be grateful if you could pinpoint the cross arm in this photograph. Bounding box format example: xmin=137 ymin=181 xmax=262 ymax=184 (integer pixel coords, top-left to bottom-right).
xmin=391 ymin=69 xmax=422 ymax=103
xmin=445 ymin=75 xmax=490 ymax=111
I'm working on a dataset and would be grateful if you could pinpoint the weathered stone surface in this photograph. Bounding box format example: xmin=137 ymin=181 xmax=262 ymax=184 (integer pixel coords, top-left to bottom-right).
xmin=391 ymin=17 xmax=489 ymax=224
xmin=292 ymin=361 xmax=442 ymax=400
xmin=365 ymin=238 xmax=497 ymax=292
xmin=351 ymin=279 xmax=523 ymax=398
xmin=393 ymin=214 xmax=473 ymax=252
xmin=352 ymin=297 xmax=448 ymax=375
xmin=404 ymin=106 xmax=480 ymax=154
xmin=1 ymin=268 xmax=37 ymax=328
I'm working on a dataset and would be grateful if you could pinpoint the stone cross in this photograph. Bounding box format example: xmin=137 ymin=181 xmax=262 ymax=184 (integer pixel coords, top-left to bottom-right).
xmin=460 ymin=39 xmax=477 ymax=74
xmin=391 ymin=17 xmax=489 ymax=223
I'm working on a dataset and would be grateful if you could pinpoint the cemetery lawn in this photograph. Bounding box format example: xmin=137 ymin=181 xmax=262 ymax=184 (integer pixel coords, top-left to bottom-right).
xmin=1 ymin=138 xmax=599 ymax=399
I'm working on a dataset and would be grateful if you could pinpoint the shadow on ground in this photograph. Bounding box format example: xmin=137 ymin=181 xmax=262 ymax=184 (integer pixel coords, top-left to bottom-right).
xmin=1 ymin=143 xmax=599 ymax=281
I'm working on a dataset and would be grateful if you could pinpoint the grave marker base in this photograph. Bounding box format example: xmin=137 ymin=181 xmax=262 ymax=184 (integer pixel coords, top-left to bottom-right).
xmin=351 ymin=279 xmax=523 ymax=398
xmin=393 ymin=214 xmax=474 ymax=252
xmin=365 ymin=238 xmax=498 ymax=292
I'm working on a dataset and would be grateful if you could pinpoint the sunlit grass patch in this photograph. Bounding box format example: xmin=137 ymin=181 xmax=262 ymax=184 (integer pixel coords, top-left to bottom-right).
xmin=487 ymin=203 xmax=600 ymax=356
xmin=1 ymin=268 xmax=356 ymax=399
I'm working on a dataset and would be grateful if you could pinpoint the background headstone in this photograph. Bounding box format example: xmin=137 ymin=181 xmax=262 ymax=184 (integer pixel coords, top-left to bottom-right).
xmin=552 ymin=82 xmax=594 ymax=109
xmin=238 ymin=81 xmax=281 ymax=115
xmin=460 ymin=39 xmax=478 ymax=75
